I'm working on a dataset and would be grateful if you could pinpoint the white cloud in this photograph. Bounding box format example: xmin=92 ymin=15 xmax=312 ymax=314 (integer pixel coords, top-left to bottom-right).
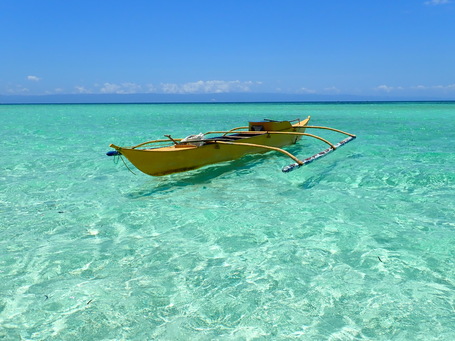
xmin=75 ymin=86 xmax=91 ymax=94
xmin=376 ymin=85 xmax=394 ymax=92
xmin=27 ymin=75 xmax=41 ymax=81
xmin=298 ymin=87 xmax=317 ymax=94
xmin=375 ymin=84 xmax=455 ymax=95
xmin=375 ymin=85 xmax=405 ymax=92
xmin=99 ymin=82 xmax=142 ymax=94
xmin=424 ymin=0 xmax=451 ymax=5
xmin=145 ymin=84 xmax=157 ymax=92
xmin=18 ymin=80 xmax=261 ymax=96
xmin=160 ymin=80 xmax=259 ymax=94
xmin=412 ymin=84 xmax=455 ymax=91
xmin=160 ymin=83 xmax=181 ymax=94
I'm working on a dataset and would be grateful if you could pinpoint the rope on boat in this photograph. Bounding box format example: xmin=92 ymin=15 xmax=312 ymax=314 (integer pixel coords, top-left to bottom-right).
xmin=282 ymin=135 xmax=356 ymax=173
xmin=108 ymin=151 xmax=137 ymax=175
xmin=119 ymin=155 xmax=137 ymax=175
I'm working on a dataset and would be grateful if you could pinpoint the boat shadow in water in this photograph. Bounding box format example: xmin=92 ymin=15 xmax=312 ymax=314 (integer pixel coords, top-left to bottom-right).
xmin=126 ymin=154 xmax=267 ymax=198
xmin=297 ymin=152 xmax=363 ymax=189
xmin=127 ymin=149 xmax=363 ymax=198
xmin=297 ymin=163 xmax=338 ymax=189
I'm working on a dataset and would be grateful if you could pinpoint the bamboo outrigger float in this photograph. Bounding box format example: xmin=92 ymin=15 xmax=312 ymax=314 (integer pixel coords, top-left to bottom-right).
xmin=107 ymin=116 xmax=356 ymax=176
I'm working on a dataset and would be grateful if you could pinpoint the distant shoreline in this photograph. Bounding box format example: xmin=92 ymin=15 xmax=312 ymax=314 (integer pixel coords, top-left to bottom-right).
xmin=1 ymin=101 xmax=454 ymax=106
xmin=1 ymin=92 xmax=454 ymax=105
xmin=1 ymin=98 xmax=455 ymax=106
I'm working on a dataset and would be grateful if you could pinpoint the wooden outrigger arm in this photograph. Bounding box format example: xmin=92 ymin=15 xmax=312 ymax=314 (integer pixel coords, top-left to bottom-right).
xmin=205 ymin=131 xmax=337 ymax=149
xmin=129 ymin=131 xmax=340 ymax=150
xmin=127 ymin=128 xmax=353 ymax=150
xmin=209 ymin=129 xmax=357 ymax=173
xmin=130 ymin=137 xmax=183 ymax=149
xmin=221 ymin=126 xmax=249 ymax=136
xmin=304 ymin=126 xmax=356 ymax=137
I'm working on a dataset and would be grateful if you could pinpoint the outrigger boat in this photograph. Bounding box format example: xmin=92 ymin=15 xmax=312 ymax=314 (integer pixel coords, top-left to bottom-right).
xmin=107 ymin=116 xmax=356 ymax=176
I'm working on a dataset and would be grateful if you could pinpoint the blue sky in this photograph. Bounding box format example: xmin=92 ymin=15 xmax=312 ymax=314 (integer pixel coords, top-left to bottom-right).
xmin=1 ymin=0 xmax=454 ymax=101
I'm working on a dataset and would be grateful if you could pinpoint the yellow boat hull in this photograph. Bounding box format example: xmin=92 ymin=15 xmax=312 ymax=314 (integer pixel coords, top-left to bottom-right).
xmin=110 ymin=117 xmax=311 ymax=176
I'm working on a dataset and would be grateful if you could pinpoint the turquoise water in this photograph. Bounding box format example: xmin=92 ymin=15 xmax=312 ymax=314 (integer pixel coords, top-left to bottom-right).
xmin=1 ymin=102 xmax=454 ymax=340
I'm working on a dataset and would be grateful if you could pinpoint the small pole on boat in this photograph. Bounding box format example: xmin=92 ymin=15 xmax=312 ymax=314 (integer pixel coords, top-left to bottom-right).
xmin=164 ymin=134 xmax=178 ymax=145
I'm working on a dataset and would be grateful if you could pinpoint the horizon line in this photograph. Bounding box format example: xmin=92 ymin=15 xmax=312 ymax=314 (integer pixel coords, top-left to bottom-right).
xmin=1 ymin=92 xmax=455 ymax=105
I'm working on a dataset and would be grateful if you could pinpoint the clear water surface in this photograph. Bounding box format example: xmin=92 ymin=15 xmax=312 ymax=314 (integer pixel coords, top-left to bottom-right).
xmin=1 ymin=102 xmax=454 ymax=340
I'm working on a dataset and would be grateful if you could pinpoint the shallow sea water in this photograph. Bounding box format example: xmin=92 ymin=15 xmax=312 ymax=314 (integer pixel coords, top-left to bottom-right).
xmin=1 ymin=102 xmax=454 ymax=340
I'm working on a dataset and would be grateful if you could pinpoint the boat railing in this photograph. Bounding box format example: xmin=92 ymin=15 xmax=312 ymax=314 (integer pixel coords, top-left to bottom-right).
xmin=304 ymin=126 xmax=356 ymax=137
xmin=221 ymin=126 xmax=249 ymax=136
xmin=131 ymin=138 xmax=182 ymax=149
xmin=129 ymin=126 xmax=354 ymax=149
